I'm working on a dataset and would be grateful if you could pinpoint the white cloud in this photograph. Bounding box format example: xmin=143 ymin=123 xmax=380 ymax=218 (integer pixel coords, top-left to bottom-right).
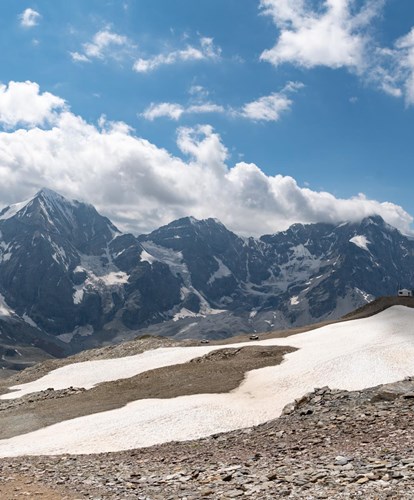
xmin=142 ymin=103 xmax=184 ymax=121
xmin=70 ymin=52 xmax=90 ymax=63
xmin=0 ymin=81 xmax=66 ymax=129
xmin=258 ymin=2 xmax=414 ymax=107
xmin=71 ymin=29 xmax=133 ymax=63
xmin=260 ymin=0 xmax=381 ymax=70
xmin=133 ymin=37 xmax=221 ymax=73
xmin=0 ymin=81 xmax=411 ymax=237
xmin=393 ymin=28 xmax=414 ymax=105
xmin=19 ymin=8 xmax=41 ymax=28
xmin=189 ymin=85 xmax=209 ymax=99
xmin=241 ymin=82 xmax=304 ymax=121
xmin=141 ymin=101 xmax=224 ymax=121
xmin=187 ymin=103 xmax=224 ymax=114
xmin=142 ymin=82 xmax=303 ymax=123
xmin=363 ymin=27 xmax=414 ymax=106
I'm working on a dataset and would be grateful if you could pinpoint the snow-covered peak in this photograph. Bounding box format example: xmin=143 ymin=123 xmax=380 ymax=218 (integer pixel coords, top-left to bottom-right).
xmin=0 ymin=197 xmax=33 ymax=221
xmin=0 ymin=188 xmax=77 ymax=223
xmin=36 ymin=187 xmax=68 ymax=200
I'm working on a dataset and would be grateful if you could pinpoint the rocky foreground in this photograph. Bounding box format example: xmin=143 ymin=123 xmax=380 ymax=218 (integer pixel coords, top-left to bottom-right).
xmin=2 ymin=379 xmax=414 ymax=499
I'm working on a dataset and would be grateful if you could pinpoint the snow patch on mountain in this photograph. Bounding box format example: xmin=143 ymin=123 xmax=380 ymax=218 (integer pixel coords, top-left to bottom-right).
xmin=0 ymin=294 xmax=13 ymax=317
xmin=22 ymin=313 xmax=39 ymax=329
xmin=140 ymin=249 xmax=156 ymax=264
xmin=58 ymin=325 xmax=94 ymax=344
xmin=72 ymin=288 xmax=84 ymax=305
xmin=207 ymin=257 xmax=232 ymax=285
xmin=350 ymin=235 xmax=371 ymax=251
xmin=100 ymin=272 xmax=129 ymax=285
xmin=276 ymin=248 xmax=323 ymax=293
xmin=141 ymin=241 xmax=188 ymax=279
xmin=290 ymin=296 xmax=300 ymax=306
xmin=0 ymin=198 xmax=33 ymax=221
xmin=173 ymin=308 xmax=201 ymax=321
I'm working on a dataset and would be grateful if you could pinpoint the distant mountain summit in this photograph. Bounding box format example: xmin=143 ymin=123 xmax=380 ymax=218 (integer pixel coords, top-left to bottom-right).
xmin=0 ymin=188 xmax=413 ymax=371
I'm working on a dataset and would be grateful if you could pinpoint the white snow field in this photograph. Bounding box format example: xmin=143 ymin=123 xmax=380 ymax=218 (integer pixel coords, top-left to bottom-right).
xmin=1 ymin=305 xmax=414 ymax=457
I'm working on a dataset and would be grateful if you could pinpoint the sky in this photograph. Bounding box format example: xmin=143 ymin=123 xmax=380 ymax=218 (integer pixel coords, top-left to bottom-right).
xmin=0 ymin=0 xmax=414 ymax=237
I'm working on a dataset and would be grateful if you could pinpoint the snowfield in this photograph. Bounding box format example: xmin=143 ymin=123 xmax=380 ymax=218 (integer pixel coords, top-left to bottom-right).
xmin=1 ymin=306 xmax=414 ymax=457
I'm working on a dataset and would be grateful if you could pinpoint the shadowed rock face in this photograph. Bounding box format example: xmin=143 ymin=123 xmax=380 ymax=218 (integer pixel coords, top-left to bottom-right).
xmin=1 ymin=189 xmax=414 ymax=369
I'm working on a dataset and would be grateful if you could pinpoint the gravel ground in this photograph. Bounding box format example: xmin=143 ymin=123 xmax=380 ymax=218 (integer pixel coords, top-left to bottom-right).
xmin=2 ymin=380 xmax=414 ymax=499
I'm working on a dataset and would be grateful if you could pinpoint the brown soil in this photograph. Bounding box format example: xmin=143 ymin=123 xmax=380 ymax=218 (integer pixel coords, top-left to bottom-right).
xmin=0 ymin=472 xmax=80 ymax=499
xmin=0 ymin=345 xmax=295 ymax=440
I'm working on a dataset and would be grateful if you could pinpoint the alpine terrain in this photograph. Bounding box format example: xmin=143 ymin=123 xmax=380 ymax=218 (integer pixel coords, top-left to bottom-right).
xmin=0 ymin=188 xmax=413 ymax=371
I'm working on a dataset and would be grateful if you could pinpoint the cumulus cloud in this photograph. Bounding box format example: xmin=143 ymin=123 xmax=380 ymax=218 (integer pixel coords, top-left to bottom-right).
xmin=19 ymin=8 xmax=41 ymax=28
xmin=241 ymin=81 xmax=304 ymax=121
xmin=258 ymin=2 xmax=414 ymax=107
xmin=0 ymin=81 xmax=66 ymax=129
xmin=70 ymin=29 xmax=133 ymax=63
xmin=133 ymin=37 xmax=221 ymax=73
xmin=0 ymin=81 xmax=411 ymax=237
xmin=142 ymin=103 xmax=185 ymax=121
xmin=260 ymin=0 xmax=381 ymax=70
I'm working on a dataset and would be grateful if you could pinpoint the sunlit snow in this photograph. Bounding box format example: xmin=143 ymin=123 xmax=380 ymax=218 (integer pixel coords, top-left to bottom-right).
xmin=1 ymin=306 xmax=414 ymax=457
xmin=0 ymin=293 xmax=13 ymax=317
xmin=350 ymin=235 xmax=371 ymax=251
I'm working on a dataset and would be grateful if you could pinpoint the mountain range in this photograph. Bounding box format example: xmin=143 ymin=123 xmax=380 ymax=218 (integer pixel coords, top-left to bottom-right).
xmin=0 ymin=188 xmax=413 ymax=370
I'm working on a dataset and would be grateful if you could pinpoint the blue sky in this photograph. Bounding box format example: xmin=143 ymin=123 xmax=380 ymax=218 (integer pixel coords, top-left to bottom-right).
xmin=0 ymin=0 xmax=413 ymax=236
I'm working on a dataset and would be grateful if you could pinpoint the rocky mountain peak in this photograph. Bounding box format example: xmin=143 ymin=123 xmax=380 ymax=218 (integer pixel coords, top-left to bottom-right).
xmin=0 ymin=188 xmax=120 ymax=256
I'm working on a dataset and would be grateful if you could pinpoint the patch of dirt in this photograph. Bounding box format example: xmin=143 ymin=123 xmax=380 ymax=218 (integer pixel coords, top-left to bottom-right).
xmin=0 ymin=336 xmax=193 ymax=393
xmin=0 ymin=472 xmax=80 ymax=499
xmin=0 ymin=345 xmax=295 ymax=440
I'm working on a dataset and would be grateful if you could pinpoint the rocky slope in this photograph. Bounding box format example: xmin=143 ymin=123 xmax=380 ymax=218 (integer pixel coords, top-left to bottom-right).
xmin=1 ymin=188 xmax=414 ymax=372
xmin=2 ymin=379 xmax=414 ymax=499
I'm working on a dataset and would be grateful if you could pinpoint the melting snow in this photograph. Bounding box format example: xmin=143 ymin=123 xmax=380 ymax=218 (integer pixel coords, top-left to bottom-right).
xmin=0 ymin=198 xmax=32 ymax=221
xmin=207 ymin=257 xmax=232 ymax=285
xmin=0 ymin=294 xmax=13 ymax=317
xmin=141 ymin=242 xmax=188 ymax=279
xmin=100 ymin=272 xmax=129 ymax=285
xmin=290 ymin=296 xmax=299 ymax=306
xmin=58 ymin=325 xmax=94 ymax=344
xmin=350 ymin=235 xmax=370 ymax=252
xmin=1 ymin=307 xmax=413 ymax=457
xmin=178 ymin=322 xmax=198 ymax=334
xmin=73 ymin=289 xmax=84 ymax=305
xmin=71 ymin=255 xmax=129 ymax=304
xmin=22 ymin=313 xmax=38 ymax=328
xmin=173 ymin=308 xmax=200 ymax=321
xmin=140 ymin=250 xmax=156 ymax=264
